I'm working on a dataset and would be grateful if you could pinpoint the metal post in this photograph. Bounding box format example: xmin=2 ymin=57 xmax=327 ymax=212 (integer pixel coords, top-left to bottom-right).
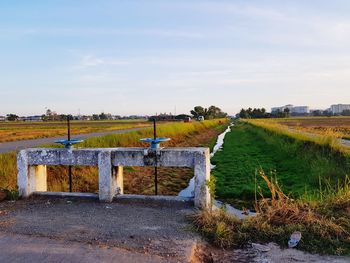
xmin=67 ymin=115 xmax=72 ymax=192
xmin=153 ymin=119 xmax=158 ymax=195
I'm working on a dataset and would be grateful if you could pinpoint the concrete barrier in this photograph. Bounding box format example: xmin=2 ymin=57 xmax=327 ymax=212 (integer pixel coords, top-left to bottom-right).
xmin=17 ymin=147 xmax=211 ymax=209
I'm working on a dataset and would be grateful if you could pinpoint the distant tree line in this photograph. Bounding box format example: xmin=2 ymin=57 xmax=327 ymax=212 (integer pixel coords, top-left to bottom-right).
xmin=148 ymin=105 xmax=227 ymax=121
xmin=191 ymin=105 xmax=227 ymax=120
xmin=239 ymin=108 xmax=270 ymax=118
xmin=238 ymin=107 xmax=294 ymax=119
xmin=148 ymin=113 xmax=192 ymax=121
xmin=238 ymin=107 xmax=350 ymax=119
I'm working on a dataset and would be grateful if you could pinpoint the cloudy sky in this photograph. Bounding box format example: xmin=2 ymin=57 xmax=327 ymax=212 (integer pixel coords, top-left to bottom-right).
xmin=1 ymin=0 xmax=350 ymax=116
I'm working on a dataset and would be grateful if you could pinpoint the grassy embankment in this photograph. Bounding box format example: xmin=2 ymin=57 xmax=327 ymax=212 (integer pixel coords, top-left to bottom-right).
xmin=211 ymin=121 xmax=350 ymax=205
xmin=194 ymin=120 xmax=350 ymax=255
xmin=0 ymin=119 xmax=229 ymax=195
xmin=0 ymin=120 xmax=150 ymax=143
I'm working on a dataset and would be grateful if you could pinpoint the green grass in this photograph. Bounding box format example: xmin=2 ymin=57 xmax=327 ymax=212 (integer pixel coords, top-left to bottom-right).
xmin=211 ymin=122 xmax=350 ymax=206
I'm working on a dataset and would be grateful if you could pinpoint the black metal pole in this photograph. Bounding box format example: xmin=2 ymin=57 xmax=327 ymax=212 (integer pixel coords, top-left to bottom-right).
xmin=153 ymin=119 xmax=156 ymax=140
xmin=67 ymin=116 xmax=71 ymax=141
xmin=67 ymin=115 xmax=72 ymax=192
xmin=153 ymin=119 xmax=158 ymax=195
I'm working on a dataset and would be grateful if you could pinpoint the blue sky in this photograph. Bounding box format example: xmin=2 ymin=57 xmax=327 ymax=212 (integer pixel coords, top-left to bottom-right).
xmin=1 ymin=0 xmax=350 ymax=116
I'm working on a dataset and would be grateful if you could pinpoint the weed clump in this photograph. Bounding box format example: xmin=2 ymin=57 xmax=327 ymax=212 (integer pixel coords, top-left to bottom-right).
xmin=192 ymin=170 xmax=350 ymax=256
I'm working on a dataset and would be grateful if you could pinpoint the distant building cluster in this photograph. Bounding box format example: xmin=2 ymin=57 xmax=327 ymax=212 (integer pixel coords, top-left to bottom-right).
xmin=271 ymin=104 xmax=350 ymax=116
xmin=271 ymin=104 xmax=309 ymax=115
xmin=330 ymin=104 xmax=350 ymax=114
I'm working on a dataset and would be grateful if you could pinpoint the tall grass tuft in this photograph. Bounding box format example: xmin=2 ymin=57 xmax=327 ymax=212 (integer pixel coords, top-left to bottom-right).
xmin=192 ymin=169 xmax=350 ymax=255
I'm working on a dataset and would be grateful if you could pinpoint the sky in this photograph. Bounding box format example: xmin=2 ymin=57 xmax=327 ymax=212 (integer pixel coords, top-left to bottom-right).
xmin=1 ymin=0 xmax=350 ymax=116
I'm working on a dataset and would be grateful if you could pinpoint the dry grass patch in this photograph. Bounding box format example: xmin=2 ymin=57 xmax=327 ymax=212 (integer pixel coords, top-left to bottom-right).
xmin=192 ymin=170 xmax=350 ymax=256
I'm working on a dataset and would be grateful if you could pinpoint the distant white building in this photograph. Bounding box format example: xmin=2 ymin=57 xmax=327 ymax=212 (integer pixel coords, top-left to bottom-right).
xmin=271 ymin=104 xmax=309 ymax=114
xmin=23 ymin=116 xmax=43 ymax=122
xmin=330 ymin=104 xmax=350 ymax=114
xmin=0 ymin=116 xmax=5 ymax=121
xmin=291 ymin=106 xmax=309 ymax=114
xmin=271 ymin=104 xmax=294 ymax=113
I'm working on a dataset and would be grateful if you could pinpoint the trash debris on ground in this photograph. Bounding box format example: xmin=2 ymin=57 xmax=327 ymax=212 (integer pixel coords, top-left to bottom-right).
xmin=288 ymin=231 xmax=302 ymax=248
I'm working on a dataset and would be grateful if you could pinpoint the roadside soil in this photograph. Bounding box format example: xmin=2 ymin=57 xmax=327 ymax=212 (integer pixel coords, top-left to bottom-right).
xmin=0 ymin=196 xmax=197 ymax=262
xmin=0 ymin=197 xmax=349 ymax=262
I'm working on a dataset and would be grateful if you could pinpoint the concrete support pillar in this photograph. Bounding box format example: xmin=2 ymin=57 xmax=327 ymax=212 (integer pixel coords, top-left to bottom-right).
xmin=194 ymin=149 xmax=211 ymax=209
xmin=115 ymin=166 xmax=124 ymax=195
xmin=17 ymin=150 xmax=30 ymax=198
xmin=98 ymin=151 xmax=115 ymax=202
xmin=17 ymin=150 xmax=47 ymax=198
xmin=30 ymin=165 xmax=47 ymax=192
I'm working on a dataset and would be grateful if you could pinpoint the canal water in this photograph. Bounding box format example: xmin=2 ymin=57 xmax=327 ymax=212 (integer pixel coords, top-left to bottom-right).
xmin=178 ymin=123 xmax=256 ymax=219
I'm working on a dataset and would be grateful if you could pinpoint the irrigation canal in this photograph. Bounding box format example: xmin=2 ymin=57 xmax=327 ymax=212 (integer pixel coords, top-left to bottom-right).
xmin=0 ymin=127 xmax=145 ymax=154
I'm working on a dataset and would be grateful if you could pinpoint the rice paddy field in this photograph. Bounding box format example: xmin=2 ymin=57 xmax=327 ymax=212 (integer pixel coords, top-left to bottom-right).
xmin=0 ymin=120 xmax=150 ymax=142
xmin=0 ymin=119 xmax=229 ymax=194
xmin=259 ymin=117 xmax=350 ymax=140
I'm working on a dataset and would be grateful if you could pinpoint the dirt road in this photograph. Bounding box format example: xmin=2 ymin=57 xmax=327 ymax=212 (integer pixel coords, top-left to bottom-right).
xmin=0 ymin=197 xmax=198 ymax=262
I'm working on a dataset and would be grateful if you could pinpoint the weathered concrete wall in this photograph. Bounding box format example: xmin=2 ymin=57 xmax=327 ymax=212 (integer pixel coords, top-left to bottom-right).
xmin=17 ymin=147 xmax=211 ymax=209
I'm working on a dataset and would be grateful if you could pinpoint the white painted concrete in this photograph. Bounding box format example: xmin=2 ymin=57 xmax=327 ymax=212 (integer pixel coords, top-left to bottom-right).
xmin=17 ymin=147 xmax=211 ymax=209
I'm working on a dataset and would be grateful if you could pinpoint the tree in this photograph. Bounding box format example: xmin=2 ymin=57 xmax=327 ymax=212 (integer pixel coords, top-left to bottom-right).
xmin=207 ymin=105 xmax=227 ymax=119
xmin=190 ymin=105 xmax=227 ymax=120
xmin=239 ymin=109 xmax=249 ymax=118
xmin=238 ymin=108 xmax=269 ymax=119
xmin=6 ymin=114 xmax=18 ymax=121
xmin=99 ymin=112 xmax=108 ymax=120
xmin=191 ymin=106 xmax=206 ymax=119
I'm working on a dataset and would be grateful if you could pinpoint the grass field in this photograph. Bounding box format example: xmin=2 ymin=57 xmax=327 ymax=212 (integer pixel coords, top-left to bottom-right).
xmin=211 ymin=122 xmax=350 ymax=206
xmin=0 ymin=120 xmax=150 ymax=142
xmin=244 ymin=118 xmax=350 ymax=155
xmin=253 ymin=117 xmax=350 ymax=140
xmin=204 ymin=119 xmax=350 ymax=255
xmin=0 ymin=119 xmax=229 ymax=194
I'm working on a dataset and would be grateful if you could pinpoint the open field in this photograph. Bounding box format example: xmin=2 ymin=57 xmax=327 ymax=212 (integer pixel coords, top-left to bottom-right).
xmin=281 ymin=117 xmax=350 ymax=140
xmin=244 ymin=118 xmax=350 ymax=155
xmin=0 ymin=119 xmax=229 ymax=194
xmin=206 ymin=120 xmax=350 ymax=255
xmin=212 ymin=122 xmax=350 ymax=204
xmin=0 ymin=120 xmax=150 ymax=143
xmin=252 ymin=117 xmax=350 ymax=140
